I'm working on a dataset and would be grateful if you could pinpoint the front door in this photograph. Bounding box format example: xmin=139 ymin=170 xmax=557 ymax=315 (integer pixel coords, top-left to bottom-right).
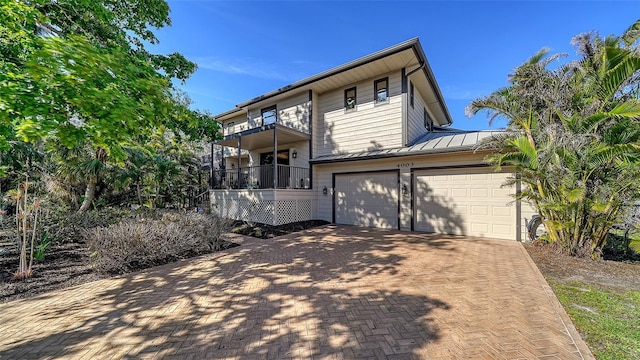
xmin=260 ymin=150 xmax=290 ymax=188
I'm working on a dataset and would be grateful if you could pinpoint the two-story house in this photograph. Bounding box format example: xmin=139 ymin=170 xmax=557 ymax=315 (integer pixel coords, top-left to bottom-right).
xmin=209 ymin=38 xmax=534 ymax=241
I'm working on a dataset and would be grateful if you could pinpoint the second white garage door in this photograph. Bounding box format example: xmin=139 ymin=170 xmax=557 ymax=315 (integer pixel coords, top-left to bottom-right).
xmin=334 ymin=171 xmax=399 ymax=229
xmin=414 ymin=169 xmax=516 ymax=240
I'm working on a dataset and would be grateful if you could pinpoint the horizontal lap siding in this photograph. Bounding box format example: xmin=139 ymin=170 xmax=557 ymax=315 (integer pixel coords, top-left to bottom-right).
xmin=407 ymin=85 xmax=431 ymax=145
xmin=316 ymin=71 xmax=403 ymax=156
xmin=312 ymin=91 xmax=320 ymax=158
xmin=249 ymin=141 xmax=309 ymax=167
xmin=521 ymin=199 xmax=538 ymax=241
xmin=222 ymin=114 xmax=249 ymax=135
xmin=248 ymin=92 xmax=310 ymax=133
xmin=277 ymin=92 xmax=311 ymax=133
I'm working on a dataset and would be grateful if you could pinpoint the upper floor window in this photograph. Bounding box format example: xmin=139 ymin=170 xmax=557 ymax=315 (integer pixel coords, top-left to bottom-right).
xmin=225 ymin=122 xmax=234 ymax=136
xmin=344 ymin=87 xmax=357 ymax=110
xmin=374 ymin=77 xmax=389 ymax=103
xmin=261 ymin=105 xmax=277 ymax=126
xmin=409 ymin=81 xmax=414 ymax=108
xmin=424 ymin=107 xmax=433 ymax=131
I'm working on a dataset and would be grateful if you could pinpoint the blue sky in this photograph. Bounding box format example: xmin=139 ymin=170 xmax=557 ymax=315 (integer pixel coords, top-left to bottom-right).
xmin=152 ymin=1 xmax=639 ymax=130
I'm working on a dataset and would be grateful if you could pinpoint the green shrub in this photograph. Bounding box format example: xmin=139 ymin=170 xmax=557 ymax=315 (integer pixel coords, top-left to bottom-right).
xmin=85 ymin=212 xmax=228 ymax=274
xmin=33 ymin=232 xmax=51 ymax=262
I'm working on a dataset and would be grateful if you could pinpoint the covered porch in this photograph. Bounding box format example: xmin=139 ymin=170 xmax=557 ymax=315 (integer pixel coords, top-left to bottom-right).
xmin=212 ymin=123 xmax=311 ymax=190
xmin=212 ymin=164 xmax=309 ymax=190
xmin=210 ymin=123 xmax=314 ymax=225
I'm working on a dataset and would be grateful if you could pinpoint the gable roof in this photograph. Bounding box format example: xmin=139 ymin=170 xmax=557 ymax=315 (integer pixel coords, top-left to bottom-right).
xmin=310 ymin=129 xmax=502 ymax=164
xmin=214 ymin=38 xmax=453 ymax=126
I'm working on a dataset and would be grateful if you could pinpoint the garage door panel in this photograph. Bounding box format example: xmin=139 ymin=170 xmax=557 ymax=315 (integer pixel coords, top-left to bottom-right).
xmin=471 ymin=222 xmax=489 ymax=233
xmin=335 ymin=172 xmax=398 ymax=229
xmin=451 ymin=188 xmax=468 ymax=197
xmin=470 ymin=188 xmax=488 ymax=198
xmin=492 ymin=206 xmax=511 ymax=217
xmin=471 ymin=205 xmax=489 ymax=216
xmin=414 ymin=170 xmax=516 ymax=240
xmin=492 ymin=224 xmax=513 ymax=236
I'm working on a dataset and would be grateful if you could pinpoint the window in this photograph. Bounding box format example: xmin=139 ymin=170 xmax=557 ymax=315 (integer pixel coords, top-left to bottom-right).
xmin=261 ymin=106 xmax=277 ymax=126
xmin=225 ymin=122 xmax=234 ymax=136
xmin=374 ymin=77 xmax=389 ymax=103
xmin=344 ymin=87 xmax=357 ymax=110
xmin=409 ymin=81 xmax=414 ymax=108
xmin=424 ymin=107 xmax=433 ymax=131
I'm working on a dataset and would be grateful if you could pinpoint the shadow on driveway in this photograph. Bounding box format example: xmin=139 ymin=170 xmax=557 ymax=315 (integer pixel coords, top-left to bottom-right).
xmin=0 ymin=225 xmax=460 ymax=359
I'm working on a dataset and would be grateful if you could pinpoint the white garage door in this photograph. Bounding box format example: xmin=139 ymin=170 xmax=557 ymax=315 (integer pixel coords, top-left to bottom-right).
xmin=414 ymin=169 xmax=516 ymax=240
xmin=335 ymin=172 xmax=399 ymax=229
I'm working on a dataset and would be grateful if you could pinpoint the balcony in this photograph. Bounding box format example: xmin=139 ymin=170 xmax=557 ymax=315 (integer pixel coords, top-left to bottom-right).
xmin=214 ymin=123 xmax=310 ymax=151
xmin=212 ymin=164 xmax=310 ymax=190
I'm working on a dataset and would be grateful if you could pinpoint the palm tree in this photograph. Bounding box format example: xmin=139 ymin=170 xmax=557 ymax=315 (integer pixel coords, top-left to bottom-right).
xmin=467 ymin=20 xmax=640 ymax=259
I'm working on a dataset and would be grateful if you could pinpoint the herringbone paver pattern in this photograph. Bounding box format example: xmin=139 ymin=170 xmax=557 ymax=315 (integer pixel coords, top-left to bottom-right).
xmin=0 ymin=225 xmax=592 ymax=359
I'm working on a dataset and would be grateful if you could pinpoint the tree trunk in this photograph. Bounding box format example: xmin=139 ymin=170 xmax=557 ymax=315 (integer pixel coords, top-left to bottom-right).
xmin=136 ymin=182 xmax=143 ymax=206
xmin=78 ymin=175 xmax=97 ymax=213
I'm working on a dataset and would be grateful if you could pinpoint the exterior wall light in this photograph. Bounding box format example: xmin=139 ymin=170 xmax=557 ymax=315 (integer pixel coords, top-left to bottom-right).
xmin=402 ymin=183 xmax=408 ymax=196
xmin=292 ymin=150 xmax=297 ymax=159
xmin=322 ymin=186 xmax=328 ymax=195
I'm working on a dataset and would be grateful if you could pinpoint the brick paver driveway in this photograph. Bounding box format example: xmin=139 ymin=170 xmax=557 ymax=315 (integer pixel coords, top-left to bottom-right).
xmin=0 ymin=225 xmax=592 ymax=359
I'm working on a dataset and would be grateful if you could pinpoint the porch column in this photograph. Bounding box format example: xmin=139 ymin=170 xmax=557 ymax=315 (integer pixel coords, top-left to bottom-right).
xmin=273 ymin=126 xmax=278 ymax=189
xmin=237 ymin=137 xmax=242 ymax=188
xmin=209 ymin=143 xmax=214 ymax=189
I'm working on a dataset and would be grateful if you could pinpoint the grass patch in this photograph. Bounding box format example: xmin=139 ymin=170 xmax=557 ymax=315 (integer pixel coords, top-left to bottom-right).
xmin=551 ymin=281 xmax=640 ymax=359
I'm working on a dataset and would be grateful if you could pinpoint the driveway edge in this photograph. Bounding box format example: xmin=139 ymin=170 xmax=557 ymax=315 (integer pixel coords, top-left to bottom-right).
xmin=518 ymin=243 xmax=595 ymax=360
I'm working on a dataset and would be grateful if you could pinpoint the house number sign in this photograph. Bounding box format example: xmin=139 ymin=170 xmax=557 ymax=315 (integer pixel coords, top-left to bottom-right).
xmin=396 ymin=162 xmax=414 ymax=168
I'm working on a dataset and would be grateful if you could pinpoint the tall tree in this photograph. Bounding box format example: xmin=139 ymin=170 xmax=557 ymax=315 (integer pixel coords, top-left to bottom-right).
xmin=467 ymin=20 xmax=640 ymax=259
xmin=0 ymin=0 xmax=214 ymax=211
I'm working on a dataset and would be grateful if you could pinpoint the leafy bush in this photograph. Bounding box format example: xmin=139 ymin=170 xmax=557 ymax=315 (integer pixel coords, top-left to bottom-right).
xmin=85 ymin=212 xmax=228 ymax=274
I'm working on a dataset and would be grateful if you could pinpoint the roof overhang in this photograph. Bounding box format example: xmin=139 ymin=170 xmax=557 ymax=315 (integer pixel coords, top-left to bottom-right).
xmin=310 ymin=130 xmax=502 ymax=164
xmin=213 ymin=123 xmax=310 ymax=151
xmin=214 ymin=38 xmax=453 ymax=126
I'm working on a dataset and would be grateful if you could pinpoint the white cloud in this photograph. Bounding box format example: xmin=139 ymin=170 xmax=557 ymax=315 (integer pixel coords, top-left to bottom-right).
xmin=194 ymin=57 xmax=294 ymax=82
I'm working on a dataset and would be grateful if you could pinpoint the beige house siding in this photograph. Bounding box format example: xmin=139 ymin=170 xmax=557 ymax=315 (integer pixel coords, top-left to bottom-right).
xmin=222 ymin=114 xmax=249 ymax=136
xmin=311 ymin=91 xmax=320 ymax=159
xmin=247 ymin=92 xmax=310 ymax=134
xmin=246 ymin=140 xmax=310 ymax=167
xmin=222 ymin=147 xmax=249 ymax=159
xmin=316 ymin=71 xmax=403 ymax=156
xmin=521 ymin=198 xmax=538 ymax=241
xmin=406 ymin=83 xmax=432 ymax=145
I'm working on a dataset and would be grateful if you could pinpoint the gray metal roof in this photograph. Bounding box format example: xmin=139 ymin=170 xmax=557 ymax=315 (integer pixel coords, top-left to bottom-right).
xmin=213 ymin=38 xmax=453 ymax=125
xmin=310 ymin=130 xmax=503 ymax=164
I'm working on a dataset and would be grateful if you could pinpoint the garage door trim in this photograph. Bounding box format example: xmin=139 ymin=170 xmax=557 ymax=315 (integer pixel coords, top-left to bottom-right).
xmin=410 ymin=165 xmax=522 ymax=241
xmin=332 ymin=169 xmax=401 ymax=230
xmin=410 ymin=164 xmax=490 ymax=232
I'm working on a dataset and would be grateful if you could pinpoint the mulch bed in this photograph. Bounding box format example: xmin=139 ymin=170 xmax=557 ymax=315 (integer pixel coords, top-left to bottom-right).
xmin=230 ymin=220 xmax=329 ymax=239
xmin=524 ymin=242 xmax=640 ymax=292
xmin=0 ymin=242 xmax=100 ymax=303
xmin=1 ymin=220 xmax=328 ymax=303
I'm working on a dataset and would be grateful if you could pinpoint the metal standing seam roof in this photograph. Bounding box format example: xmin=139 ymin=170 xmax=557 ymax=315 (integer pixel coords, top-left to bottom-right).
xmin=309 ymin=130 xmax=504 ymax=164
